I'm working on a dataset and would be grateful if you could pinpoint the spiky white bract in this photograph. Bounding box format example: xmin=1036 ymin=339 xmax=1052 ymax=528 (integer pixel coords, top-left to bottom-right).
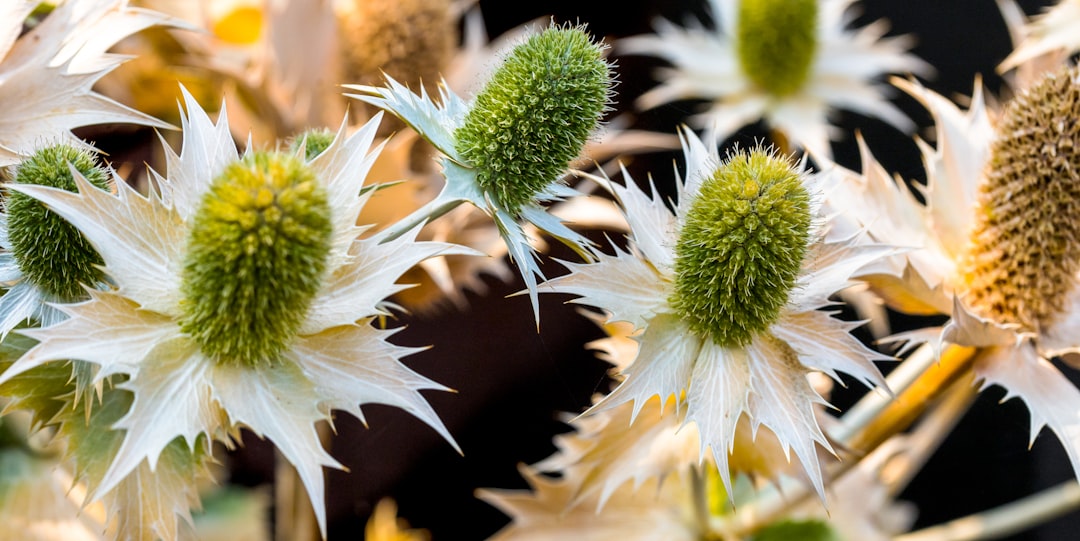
xmin=0 ymin=89 xmax=465 ymax=538
xmin=827 ymin=77 xmax=1080 ymax=484
xmin=1000 ymin=0 xmax=1080 ymax=72
xmin=343 ymin=29 xmax=604 ymax=321
xmin=479 ymin=465 xmax=702 ymax=541
xmin=619 ymin=0 xmax=929 ymax=158
xmin=0 ymin=0 xmax=177 ymax=166
xmin=543 ymin=129 xmax=891 ymax=500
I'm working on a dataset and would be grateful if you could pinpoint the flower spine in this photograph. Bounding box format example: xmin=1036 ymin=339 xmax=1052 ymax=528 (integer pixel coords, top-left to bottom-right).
xmin=670 ymin=149 xmax=812 ymax=347
xmin=454 ymin=25 xmax=612 ymax=214
xmin=7 ymin=144 xmax=109 ymax=301
xmin=962 ymin=66 xmax=1080 ymax=332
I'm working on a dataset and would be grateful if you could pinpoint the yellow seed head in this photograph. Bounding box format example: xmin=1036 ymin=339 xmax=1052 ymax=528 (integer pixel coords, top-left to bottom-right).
xmin=338 ymin=0 xmax=457 ymax=93
xmin=962 ymin=66 xmax=1080 ymax=331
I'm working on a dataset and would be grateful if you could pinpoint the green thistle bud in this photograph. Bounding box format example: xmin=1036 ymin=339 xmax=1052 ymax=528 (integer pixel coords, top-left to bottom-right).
xmin=454 ymin=25 xmax=612 ymax=214
xmin=180 ymin=152 xmax=332 ymax=368
xmin=6 ymin=144 xmax=109 ymax=301
xmin=670 ymin=149 xmax=811 ymax=347
xmin=962 ymin=66 xmax=1080 ymax=332
xmin=289 ymin=128 xmax=336 ymax=161
xmin=736 ymin=0 xmax=819 ymax=97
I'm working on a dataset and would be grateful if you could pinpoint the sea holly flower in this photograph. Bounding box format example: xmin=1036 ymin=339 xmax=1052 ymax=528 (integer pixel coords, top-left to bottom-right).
xmin=543 ymin=129 xmax=892 ymax=499
xmin=346 ymin=24 xmax=613 ymax=322
xmin=0 ymin=89 xmax=466 ymax=538
xmin=619 ymin=0 xmax=929 ymax=158
xmin=828 ymin=67 xmax=1080 ymax=481
xmin=0 ymin=144 xmax=111 ymax=338
xmin=0 ymin=0 xmax=175 ymax=166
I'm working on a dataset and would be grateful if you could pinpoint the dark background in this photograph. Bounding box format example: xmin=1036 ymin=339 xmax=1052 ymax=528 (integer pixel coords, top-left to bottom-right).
xmin=150 ymin=0 xmax=1080 ymax=539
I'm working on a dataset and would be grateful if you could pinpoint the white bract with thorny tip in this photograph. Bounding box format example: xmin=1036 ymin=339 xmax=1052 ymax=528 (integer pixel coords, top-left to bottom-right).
xmin=827 ymin=73 xmax=1080 ymax=481
xmin=544 ymin=129 xmax=892 ymax=499
xmin=620 ymin=0 xmax=929 ymax=158
xmin=0 ymin=90 xmax=466 ymax=538
xmin=0 ymin=0 xmax=176 ymax=166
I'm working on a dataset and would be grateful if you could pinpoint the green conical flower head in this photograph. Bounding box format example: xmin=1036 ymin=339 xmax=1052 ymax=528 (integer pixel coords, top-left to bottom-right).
xmin=454 ymin=25 xmax=612 ymax=214
xmin=180 ymin=152 xmax=332 ymax=368
xmin=736 ymin=0 xmax=819 ymax=97
xmin=7 ymin=144 xmax=109 ymax=301
xmin=670 ymin=149 xmax=811 ymax=347
xmin=289 ymin=128 xmax=336 ymax=161
xmin=963 ymin=66 xmax=1080 ymax=332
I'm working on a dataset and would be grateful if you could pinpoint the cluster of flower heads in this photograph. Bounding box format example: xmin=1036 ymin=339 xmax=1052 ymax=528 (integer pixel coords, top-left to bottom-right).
xmin=3 ymin=0 xmax=1080 ymax=540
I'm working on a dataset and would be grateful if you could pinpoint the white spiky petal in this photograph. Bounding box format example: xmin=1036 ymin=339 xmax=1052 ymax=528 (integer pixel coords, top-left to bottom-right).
xmin=0 ymin=0 xmax=176 ymax=166
xmin=827 ymin=77 xmax=1080 ymax=488
xmin=344 ymin=76 xmax=596 ymax=324
xmin=543 ymin=130 xmax=891 ymax=500
xmin=619 ymin=0 xmax=930 ymax=158
xmin=0 ymin=0 xmax=179 ymax=336
xmin=0 ymin=89 xmax=466 ymax=539
xmin=478 ymin=465 xmax=701 ymax=541
xmin=1000 ymin=0 xmax=1080 ymax=72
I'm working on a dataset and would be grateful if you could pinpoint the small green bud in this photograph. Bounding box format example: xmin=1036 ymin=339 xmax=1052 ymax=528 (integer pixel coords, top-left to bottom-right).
xmin=454 ymin=25 xmax=612 ymax=214
xmin=6 ymin=144 xmax=109 ymax=301
xmin=736 ymin=0 xmax=819 ymax=97
xmin=289 ymin=128 xmax=336 ymax=161
xmin=751 ymin=520 xmax=842 ymax=541
xmin=670 ymin=149 xmax=811 ymax=347
xmin=180 ymin=152 xmax=332 ymax=368
xmin=963 ymin=66 xmax=1080 ymax=332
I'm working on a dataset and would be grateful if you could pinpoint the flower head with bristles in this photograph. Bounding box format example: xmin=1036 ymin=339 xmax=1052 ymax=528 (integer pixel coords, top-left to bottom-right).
xmin=619 ymin=0 xmax=930 ymax=158
xmin=0 ymin=144 xmax=111 ymax=338
xmin=345 ymin=23 xmax=613 ymax=324
xmin=542 ymin=129 xmax=891 ymax=500
xmin=827 ymin=66 xmax=1080 ymax=486
xmin=0 ymin=0 xmax=176 ymax=166
xmin=0 ymin=88 xmax=468 ymax=539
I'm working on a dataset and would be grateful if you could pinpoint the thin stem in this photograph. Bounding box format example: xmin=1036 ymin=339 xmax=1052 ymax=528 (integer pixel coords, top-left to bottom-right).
xmin=377 ymin=188 xmax=470 ymax=243
xmin=275 ymin=453 xmax=318 ymax=541
xmin=894 ymin=481 xmax=1080 ymax=541
xmin=721 ymin=343 xmax=981 ymax=537
xmin=831 ymin=342 xmax=940 ymax=444
xmin=847 ymin=344 xmax=980 ymax=454
xmin=691 ymin=466 xmax=711 ymax=538
xmin=883 ymin=373 xmax=979 ymax=497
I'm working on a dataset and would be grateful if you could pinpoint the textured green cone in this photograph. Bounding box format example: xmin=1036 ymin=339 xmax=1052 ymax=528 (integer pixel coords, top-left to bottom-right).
xmin=963 ymin=66 xmax=1080 ymax=332
xmin=736 ymin=0 xmax=819 ymax=97
xmin=180 ymin=152 xmax=332 ymax=368
xmin=289 ymin=128 xmax=336 ymax=161
xmin=671 ymin=149 xmax=811 ymax=347
xmin=454 ymin=25 xmax=612 ymax=214
xmin=7 ymin=144 xmax=109 ymax=301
